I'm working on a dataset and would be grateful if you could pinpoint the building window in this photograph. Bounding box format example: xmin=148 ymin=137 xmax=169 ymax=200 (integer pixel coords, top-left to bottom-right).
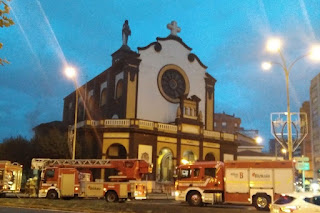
xmin=313 ymin=97 xmax=318 ymax=104
xmin=112 ymin=114 xmax=119 ymax=119
xmin=115 ymin=79 xmax=123 ymax=99
xmin=222 ymin=122 xmax=227 ymax=127
xmin=234 ymin=123 xmax=238 ymax=127
xmin=100 ymin=88 xmax=107 ymax=106
xmin=88 ymin=97 xmax=94 ymax=112
xmin=313 ymin=109 xmax=318 ymax=115
xmin=214 ymin=122 xmax=216 ymax=127
xmin=68 ymin=102 xmax=73 ymax=123
xmin=77 ymin=100 xmax=84 ymax=121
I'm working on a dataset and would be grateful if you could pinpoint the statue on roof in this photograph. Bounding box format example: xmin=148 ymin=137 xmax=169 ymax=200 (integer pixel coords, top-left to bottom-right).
xmin=122 ymin=20 xmax=131 ymax=46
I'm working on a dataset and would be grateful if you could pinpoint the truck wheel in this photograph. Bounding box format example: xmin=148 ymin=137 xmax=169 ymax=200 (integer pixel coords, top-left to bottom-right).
xmin=105 ymin=191 xmax=119 ymax=202
xmin=253 ymin=194 xmax=271 ymax=211
xmin=187 ymin=191 xmax=203 ymax=206
xmin=47 ymin=190 xmax=58 ymax=199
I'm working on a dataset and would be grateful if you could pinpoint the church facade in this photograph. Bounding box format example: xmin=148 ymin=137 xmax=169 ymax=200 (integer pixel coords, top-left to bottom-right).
xmin=62 ymin=21 xmax=238 ymax=182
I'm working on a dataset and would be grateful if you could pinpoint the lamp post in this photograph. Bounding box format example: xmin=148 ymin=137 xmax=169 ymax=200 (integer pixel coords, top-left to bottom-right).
xmin=262 ymin=38 xmax=320 ymax=160
xmin=65 ymin=66 xmax=78 ymax=160
xmin=281 ymin=148 xmax=287 ymax=160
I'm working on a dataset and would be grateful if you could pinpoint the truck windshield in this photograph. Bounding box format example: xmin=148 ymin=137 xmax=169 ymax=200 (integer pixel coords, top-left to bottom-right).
xmin=45 ymin=169 xmax=55 ymax=178
xmin=179 ymin=169 xmax=191 ymax=179
xmin=204 ymin=168 xmax=216 ymax=178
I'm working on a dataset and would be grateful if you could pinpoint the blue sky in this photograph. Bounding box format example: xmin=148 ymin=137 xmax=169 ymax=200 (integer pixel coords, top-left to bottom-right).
xmin=0 ymin=0 xmax=319 ymax=151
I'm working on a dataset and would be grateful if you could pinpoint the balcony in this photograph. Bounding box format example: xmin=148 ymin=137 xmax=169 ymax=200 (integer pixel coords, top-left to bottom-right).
xmin=73 ymin=119 xmax=235 ymax=142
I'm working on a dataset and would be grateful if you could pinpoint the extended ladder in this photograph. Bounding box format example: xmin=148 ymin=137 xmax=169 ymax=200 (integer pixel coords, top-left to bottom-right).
xmin=31 ymin=158 xmax=141 ymax=170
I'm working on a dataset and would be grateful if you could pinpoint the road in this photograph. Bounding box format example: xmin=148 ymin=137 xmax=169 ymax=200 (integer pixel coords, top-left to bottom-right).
xmin=0 ymin=199 xmax=262 ymax=213
xmin=0 ymin=206 xmax=72 ymax=213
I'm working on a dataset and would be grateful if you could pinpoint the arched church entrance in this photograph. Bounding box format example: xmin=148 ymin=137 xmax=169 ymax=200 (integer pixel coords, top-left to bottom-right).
xmin=106 ymin=143 xmax=127 ymax=159
xmin=204 ymin=152 xmax=215 ymax=161
xmin=182 ymin=150 xmax=196 ymax=163
xmin=157 ymin=148 xmax=173 ymax=182
xmin=105 ymin=143 xmax=127 ymax=181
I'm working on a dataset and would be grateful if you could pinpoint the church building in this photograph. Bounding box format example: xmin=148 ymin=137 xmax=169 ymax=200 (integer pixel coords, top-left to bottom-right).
xmin=62 ymin=21 xmax=238 ymax=182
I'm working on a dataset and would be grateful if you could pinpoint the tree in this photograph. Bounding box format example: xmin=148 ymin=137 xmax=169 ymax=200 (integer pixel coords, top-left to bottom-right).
xmin=0 ymin=136 xmax=32 ymax=169
xmin=0 ymin=0 xmax=14 ymax=65
xmin=31 ymin=121 xmax=70 ymax=159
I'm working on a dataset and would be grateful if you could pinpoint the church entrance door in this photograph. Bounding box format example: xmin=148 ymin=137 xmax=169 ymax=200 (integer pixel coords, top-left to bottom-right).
xmin=105 ymin=143 xmax=127 ymax=181
xmin=158 ymin=148 xmax=173 ymax=182
xmin=106 ymin=143 xmax=127 ymax=159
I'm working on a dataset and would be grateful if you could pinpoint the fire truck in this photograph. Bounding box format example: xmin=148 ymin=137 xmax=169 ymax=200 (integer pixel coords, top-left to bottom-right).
xmin=31 ymin=158 xmax=152 ymax=201
xmin=0 ymin=161 xmax=23 ymax=197
xmin=174 ymin=160 xmax=295 ymax=211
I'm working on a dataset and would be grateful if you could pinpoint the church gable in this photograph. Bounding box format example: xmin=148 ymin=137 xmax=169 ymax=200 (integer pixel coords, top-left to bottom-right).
xmin=136 ymin=21 xmax=209 ymax=124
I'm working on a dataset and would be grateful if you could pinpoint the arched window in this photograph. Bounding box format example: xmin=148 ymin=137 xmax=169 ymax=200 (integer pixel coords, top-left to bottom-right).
xmin=100 ymin=88 xmax=107 ymax=106
xmin=115 ymin=79 xmax=123 ymax=99
xmin=107 ymin=143 xmax=127 ymax=159
xmin=112 ymin=114 xmax=119 ymax=119
xmin=88 ymin=97 xmax=94 ymax=112
xmin=205 ymin=153 xmax=215 ymax=161
xmin=77 ymin=100 xmax=84 ymax=121
xmin=68 ymin=102 xmax=73 ymax=123
xmin=183 ymin=150 xmax=196 ymax=163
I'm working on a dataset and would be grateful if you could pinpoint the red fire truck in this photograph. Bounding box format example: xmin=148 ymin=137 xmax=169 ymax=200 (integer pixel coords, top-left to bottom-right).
xmin=175 ymin=160 xmax=295 ymax=210
xmin=0 ymin=161 xmax=23 ymax=197
xmin=31 ymin=158 xmax=152 ymax=202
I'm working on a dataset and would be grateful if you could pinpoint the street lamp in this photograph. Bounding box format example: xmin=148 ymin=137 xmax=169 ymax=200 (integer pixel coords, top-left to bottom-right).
xmin=65 ymin=66 xmax=78 ymax=160
xmin=262 ymin=38 xmax=320 ymax=160
xmin=255 ymin=136 xmax=263 ymax=144
xmin=281 ymin=148 xmax=287 ymax=159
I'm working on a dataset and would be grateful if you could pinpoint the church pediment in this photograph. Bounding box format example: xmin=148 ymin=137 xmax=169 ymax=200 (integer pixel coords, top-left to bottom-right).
xmin=156 ymin=35 xmax=192 ymax=51
xmin=137 ymin=21 xmax=207 ymax=70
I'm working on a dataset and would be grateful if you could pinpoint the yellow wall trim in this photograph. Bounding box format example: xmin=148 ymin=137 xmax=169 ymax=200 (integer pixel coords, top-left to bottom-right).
xmin=181 ymin=139 xmax=199 ymax=146
xmin=181 ymin=123 xmax=200 ymax=134
xmin=157 ymin=136 xmax=177 ymax=143
xmin=157 ymin=142 xmax=177 ymax=157
xmin=103 ymin=132 xmax=130 ymax=138
xmin=203 ymin=142 xmax=220 ymax=148
xmin=126 ymin=73 xmax=137 ymax=118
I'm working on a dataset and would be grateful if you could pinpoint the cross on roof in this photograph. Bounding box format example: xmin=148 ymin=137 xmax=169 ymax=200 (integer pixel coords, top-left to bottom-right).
xmin=167 ymin=21 xmax=181 ymax=36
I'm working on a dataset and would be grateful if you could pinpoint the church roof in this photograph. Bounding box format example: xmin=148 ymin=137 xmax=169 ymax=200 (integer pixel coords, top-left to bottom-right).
xmin=156 ymin=35 xmax=192 ymax=50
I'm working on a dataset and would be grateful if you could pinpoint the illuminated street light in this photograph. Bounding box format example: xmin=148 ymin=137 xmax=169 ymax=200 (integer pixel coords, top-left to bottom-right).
xmin=261 ymin=62 xmax=272 ymax=71
xmin=266 ymin=38 xmax=282 ymax=53
xmin=310 ymin=45 xmax=320 ymax=61
xmin=65 ymin=66 xmax=76 ymax=79
xmin=65 ymin=66 xmax=78 ymax=160
xmin=281 ymin=148 xmax=287 ymax=154
xmin=262 ymin=38 xmax=320 ymax=160
xmin=255 ymin=136 xmax=263 ymax=144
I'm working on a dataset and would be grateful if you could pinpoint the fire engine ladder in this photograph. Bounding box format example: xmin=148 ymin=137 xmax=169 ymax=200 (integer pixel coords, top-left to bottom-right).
xmin=31 ymin=158 xmax=116 ymax=170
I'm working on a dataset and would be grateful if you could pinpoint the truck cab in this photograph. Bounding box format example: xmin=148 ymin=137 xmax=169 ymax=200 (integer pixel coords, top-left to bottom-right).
xmin=175 ymin=161 xmax=224 ymax=206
